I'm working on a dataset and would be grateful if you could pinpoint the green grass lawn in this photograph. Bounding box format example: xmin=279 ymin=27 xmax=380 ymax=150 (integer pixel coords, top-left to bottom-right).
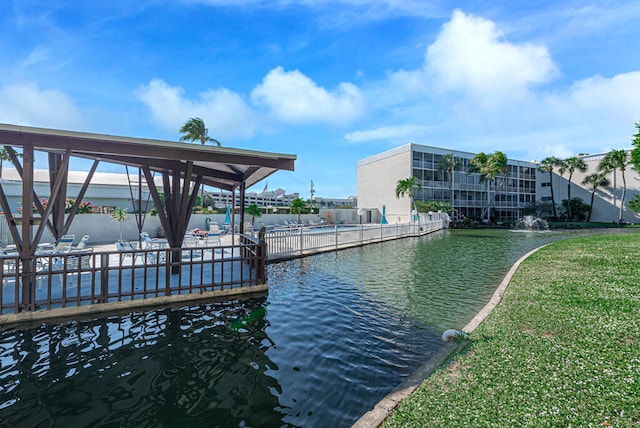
xmin=384 ymin=232 xmax=640 ymax=427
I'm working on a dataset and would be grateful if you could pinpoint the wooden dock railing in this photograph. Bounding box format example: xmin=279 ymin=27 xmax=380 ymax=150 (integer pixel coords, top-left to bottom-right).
xmin=0 ymin=238 xmax=267 ymax=316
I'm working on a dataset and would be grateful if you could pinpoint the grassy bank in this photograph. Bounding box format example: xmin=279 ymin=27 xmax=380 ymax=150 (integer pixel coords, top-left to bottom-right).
xmin=384 ymin=232 xmax=640 ymax=427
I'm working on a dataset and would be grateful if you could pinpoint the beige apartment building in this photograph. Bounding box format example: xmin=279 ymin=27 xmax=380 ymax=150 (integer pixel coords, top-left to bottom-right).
xmin=537 ymin=151 xmax=640 ymax=224
xmin=358 ymin=144 xmax=640 ymax=224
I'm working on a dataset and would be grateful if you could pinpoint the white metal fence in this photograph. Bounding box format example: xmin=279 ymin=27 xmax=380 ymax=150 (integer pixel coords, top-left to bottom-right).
xmin=264 ymin=216 xmax=448 ymax=261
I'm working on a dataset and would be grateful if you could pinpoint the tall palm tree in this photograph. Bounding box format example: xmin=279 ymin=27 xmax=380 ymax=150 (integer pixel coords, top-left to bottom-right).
xmin=437 ymin=154 xmax=462 ymax=218
xmin=582 ymin=172 xmax=609 ymax=222
xmin=179 ymin=117 xmax=221 ymax=205
xmin=538 ymin=156 xmax=562 ymax=220
xmin=179 ymin=117 xmax=221 ymax=146
xmin=598 ymin=149 xmax=630 ymax=223
xmin=468 ymin=152 xmax=490 ymax=221
xmin=468 ymin=152 xmax=505 ymax=222
xmin=395 ymin=176 xmax=422 ymax=220
xmin=490 ymin=151 xmax=509 ymax=220
xmin=561 ymin=157 xmax=588 ymax=219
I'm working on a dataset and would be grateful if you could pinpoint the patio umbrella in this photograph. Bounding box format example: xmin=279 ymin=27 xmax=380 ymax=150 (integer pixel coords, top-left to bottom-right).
xmin=223 ymin=205 xmax=231 ymax=225
xmin=381 ymin=205 xmax=388 ymax=224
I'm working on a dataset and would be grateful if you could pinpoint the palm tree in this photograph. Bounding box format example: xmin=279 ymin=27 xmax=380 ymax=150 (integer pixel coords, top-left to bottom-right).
xmin=179 ymin=117 xmax=221 ymax=205
xmin=290 ymin=197 xmax=307 ymax=224
xmin=582 ymin=173 xmax=609 ymax=222
xmin=561 ymin=157 xmax=588 ymax=219
xmin=598 ymin=149 xmax=630 ymax=223
xmin=538 ymin=156 xmax=562 ymax=220
xmin=395 ymin=176 xmax=422 ymax=220
xmin=490 ymin=151 xmax=508 ymax=220
xmin=245 ymin=204 xmax=262 ymax=226
xmin=468 ymin=152 xmax=505 ymax=222
xmin=437 ymin=154 xmax=462 ymax=219
xmin=179 ymin=117 xmax=221 ymax=146
xmin=110 ymin=208 xmax=130 ymax=242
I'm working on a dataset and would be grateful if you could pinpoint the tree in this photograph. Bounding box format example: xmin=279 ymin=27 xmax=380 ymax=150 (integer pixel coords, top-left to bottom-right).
xmin=582 ymin=172 xmax=609 ymax=222
xmin=491 ymin=151 xmax=509 ymax=220
xmin=631 ymin=119 xmax=640 ymax=172
xmin=598 ymin=149 xmax=630 ymax=223
xmin=245 ymin=204 xmax=262 ymax=226
xmin=179 ymin=117 xmax=221 ymax=205
xmin=561 ymin=197 xmax=590 ymax=221
xmin=468 ymin=151 xmax=506 ymax=222
xmin=629 ymin=194 xmax=640 ymax=214
xmin=561 ymin=157 xmax=588 ymax=219
xmin=395 ymin=176 xmax=422 ymax=220
xmin=415 ymin=200 xmax=451 ymax=214
xmin=110 ymin=208 xmax=129 ymax=242
xmin=538 ymin=156 xmax=562 ymax=220
xmin=179 ymin=117 xmax=221 ymax=146
xmin=290 ymin=197 xmax=307 ymax=224
xmin=0 ymin=147 xmax=22 ymax=179
xmin=437 ymin=154 xmax=462 ymax=218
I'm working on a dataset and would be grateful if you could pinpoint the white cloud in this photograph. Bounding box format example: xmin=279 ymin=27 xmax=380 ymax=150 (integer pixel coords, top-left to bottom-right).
xmin=0 ymin=83 xmax=82 ymax=129
xmin=377 ymin=9 xmax=640 ymax=163
xmin=535 ymin=144 xmax=573 ymax=161
xmin=345 ymin=124 xmax=431 ymax=143
xmin=535 ymin=71 xmax=640 ymax=149
xmin=563 ymin=72 xmax=640 ymax=119
xmin=135 ymin=78 xmax=260 ymax=139
xmin=251 ymin=67 xmax=365 ymax=126
xmin=136 ymin=69 xmax=365 ymax=139
xmin=20 ymin=48 xmax=50 ymax=69
xmin=391 ymin=9 xmax=558 ymax=105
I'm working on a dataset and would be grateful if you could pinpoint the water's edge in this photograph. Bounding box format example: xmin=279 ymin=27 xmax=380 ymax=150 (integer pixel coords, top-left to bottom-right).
xmin=351 ymin=244 xmax=548 ymax=428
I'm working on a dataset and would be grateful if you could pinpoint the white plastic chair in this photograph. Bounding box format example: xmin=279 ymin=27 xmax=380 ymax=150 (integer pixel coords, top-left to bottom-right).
xmin=116 ymin=241 xmax=138 ymax=264
xmin=208 ymin=233 xmax=221 ymax=246
xmin=56 ymin=235 xmax=75 ymax=253
xmin=59 ymin=248 xmax=94 ymax=287
xmin=74 ymin=235 xmax=90 ymax=250
xmin=182 ymin=235 xmax=198 ymax=248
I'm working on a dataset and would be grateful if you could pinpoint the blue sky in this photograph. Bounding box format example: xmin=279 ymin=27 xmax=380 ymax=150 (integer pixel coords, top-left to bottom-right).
xmin=1 ymin=1 xmax=639 ymax=198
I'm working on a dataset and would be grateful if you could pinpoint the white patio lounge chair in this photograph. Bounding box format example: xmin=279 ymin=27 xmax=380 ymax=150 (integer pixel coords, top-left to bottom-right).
xmin=116 ymin=241 xmax=139 ymax=264
xmin=56 ymin=235 xmax=75 ymax=253
xmin=74 ymin=235 xmax=90 ymax=250
xmin=182 ymin=235 xmax=198 ymax=248
xmin=207 ymin=232 xmax=221 ymax=247
xmin=59 ymin=248 xmax=94 ymax=287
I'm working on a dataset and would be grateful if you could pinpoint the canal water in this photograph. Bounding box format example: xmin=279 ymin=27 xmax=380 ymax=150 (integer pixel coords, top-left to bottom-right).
xmin=0 ymin=229 xmax=613 ymax=427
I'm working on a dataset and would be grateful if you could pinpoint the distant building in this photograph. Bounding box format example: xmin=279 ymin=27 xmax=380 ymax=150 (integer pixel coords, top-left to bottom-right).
xmin=209 ymin=188 xmax=299 ymax=210
xmin=315 ymin=196 xmax=357 ymax=209
xmin=1 ymin=168 xmax=152 ymax=213
xmin=0 ymin=168 xmax=344 ymax=215
xmin=211 ymin=189 xmax=356 ymax=211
